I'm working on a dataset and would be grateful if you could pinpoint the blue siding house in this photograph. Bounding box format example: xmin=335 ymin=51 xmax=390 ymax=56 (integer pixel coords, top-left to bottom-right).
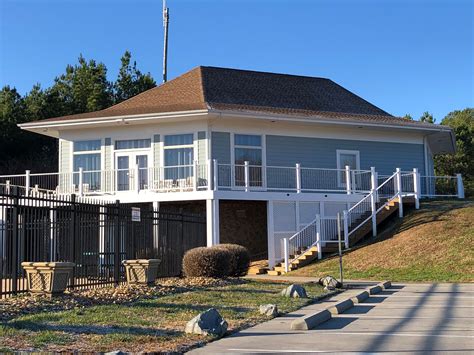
xmin=15 ymin=66 xmax=461 ymax=274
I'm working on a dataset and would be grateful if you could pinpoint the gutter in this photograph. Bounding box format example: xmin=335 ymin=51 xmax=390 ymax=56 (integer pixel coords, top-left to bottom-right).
xmin=17 ymin=109 xmax=210 ymax=129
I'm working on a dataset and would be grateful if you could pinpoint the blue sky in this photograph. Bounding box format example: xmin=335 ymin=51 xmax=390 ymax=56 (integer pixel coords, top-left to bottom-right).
xmin=1 ymin=0 xmax=472 ymax=120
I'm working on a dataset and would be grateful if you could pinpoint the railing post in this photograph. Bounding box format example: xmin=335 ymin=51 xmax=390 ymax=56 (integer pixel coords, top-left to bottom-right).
xmin=25 ymin=170 xmax=31 ymax=196
xmin=78 ymin=167 xmax=84 ymax=197
xmin=371 ymin=188 xmax=377 ymax=237
xmin=283 ymin=237 xmax=289 ymax=273
xmin=296 ymin=163 xmax=301 ymax=193
xmin=370 ymin=167 xmax=377 ymax=190
xmin=413 ymin=168 xmax=420 ymax=209
xmin=11 ymin=188 xmax=19 ymax=294
xmin=345 ymin=165 xmax=351 ymax=195
xmin=207 ymin=159 xmax=212 ymax=190
xmin=69 ymin=194 xmax=77 ymax=288
xmin=396 ymin=168 xmax=403 ymax=218
xmin=456 ymin=174 xmax=464 ymax=199
xmin=213 ymin=159 xmax=218 ymax=191
xmin=343 ymin=210 xmax=349 ymax=249
xmin=316 ymin=214 xmax=322 ymax=259
xmin=134 ymin=163 xmax=140 ymax=193
xmin=244 ymin=161 xmax=250 ymax=192
xmin=193 ymin=160 xmax=198 ymax=191
xmin=114 ymin=200 xmax=121 ymax=287
xmin=5 ymin=180 xmax=10 ymax=194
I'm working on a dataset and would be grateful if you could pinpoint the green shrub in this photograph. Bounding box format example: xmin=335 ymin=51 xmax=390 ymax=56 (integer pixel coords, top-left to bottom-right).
xmin=182 ymin=246 xmax=231 ymax=278
xmin=216 ymin=244 xmax=250 ymax=277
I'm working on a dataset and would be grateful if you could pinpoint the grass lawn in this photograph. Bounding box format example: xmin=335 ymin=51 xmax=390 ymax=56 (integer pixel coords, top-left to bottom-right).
xmin=291 ymin=200 xmax=474 ymax=282
xmin=0 ymin=280 xmax=324 ymax=353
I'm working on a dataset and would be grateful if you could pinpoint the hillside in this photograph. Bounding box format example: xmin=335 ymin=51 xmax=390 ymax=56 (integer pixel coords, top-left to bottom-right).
xmin=290 ymin=200 xmax=474 ymax=282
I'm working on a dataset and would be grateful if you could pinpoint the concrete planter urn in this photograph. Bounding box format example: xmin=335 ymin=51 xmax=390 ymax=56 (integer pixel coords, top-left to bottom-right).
xmin=21 ymin=262 xmax=74 ymax=296
xmin=122 ymin=259 xmax=161 ymax=285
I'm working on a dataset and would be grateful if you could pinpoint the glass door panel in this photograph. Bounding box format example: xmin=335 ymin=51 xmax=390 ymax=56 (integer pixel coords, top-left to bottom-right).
xmin=117 ymin=156 xmax=130 ymax=191
xmin=136 ymin=155 xmax=148 ymax=190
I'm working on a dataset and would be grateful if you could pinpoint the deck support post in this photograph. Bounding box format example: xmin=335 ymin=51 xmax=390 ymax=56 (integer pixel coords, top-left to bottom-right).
xmin=413 ymin=168 xmax=420 ymax=209
xmin=396 ymin=168 xmax=403 ymax=218
xmin=345 ymin=166 xmax=351 ymax=194
xmin=78 ymin=167 xmax=84 ymax=197
xmin=296 ymin=163 xmax=301 ymax=193
xmin=456 ymin=174 xmax=464 ymax=199
xmin=283 ymin=237 xmax=289 ymax=273
xmin=316 ymin=214 xmax=322 ymax=259
xmin=370 ymin=188 xmax=377 ymax=237
xmin=25 ymin=170 xmax=30 ymax=196
xmin=206 ymin=199 xmax=219 ymax=247
xmin=343 ymin=210 xmax=349 ymax=249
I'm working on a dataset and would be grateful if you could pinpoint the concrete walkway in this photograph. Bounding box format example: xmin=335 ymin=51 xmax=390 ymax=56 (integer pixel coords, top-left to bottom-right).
xmin=189 ymin=283 xmax=474 ymax=354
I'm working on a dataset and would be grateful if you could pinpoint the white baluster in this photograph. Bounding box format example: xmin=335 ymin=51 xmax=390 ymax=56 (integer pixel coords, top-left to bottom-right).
xmin=316 ymin=214 xmax=322 ymax=259
xmin=244 ymin=161 xmax=250 ymax=192
xmin=78 ymin=167 xmax=84 ymax=196
xmin=345 ymin=165 xmax=351 ymax=194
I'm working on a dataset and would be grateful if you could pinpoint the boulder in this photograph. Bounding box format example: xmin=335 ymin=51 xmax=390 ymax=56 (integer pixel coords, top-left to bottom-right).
xmin=185 ymin=308 xmax=228 ymax=337
xmin=318 ymin=276 xmax=342 ymax=290
xmin=259 ymin=304 xmax=278 ymax=316
xmin=281 ymin=284 xmax=308 ymax=298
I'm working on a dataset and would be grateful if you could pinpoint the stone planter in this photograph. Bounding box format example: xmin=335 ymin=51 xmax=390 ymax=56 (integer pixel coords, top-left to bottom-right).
xmin=122 ymin=259 xmax=161 ymax=285
xmin=21 ymin=262 xmax=75 ymax=296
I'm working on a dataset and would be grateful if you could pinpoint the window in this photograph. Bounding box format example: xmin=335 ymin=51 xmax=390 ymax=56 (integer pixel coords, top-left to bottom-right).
xmin=73 ymin=140 xmax=102 ymax=190
xmin=163 ymin=134 xmax=194 ymax=180
xmin=234 ymin=134 xmax=263 ymax=186
xmin=74 ymin=140 xmax=101 ymax=152
xmin=336 ymin=150 xmax=360 ymax=186
xmin=115 ymin=139 xmax=151 ymax=150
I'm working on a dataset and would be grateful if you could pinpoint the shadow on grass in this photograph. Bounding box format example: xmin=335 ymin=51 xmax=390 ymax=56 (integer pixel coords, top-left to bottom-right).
xmin=133 ymin=301 xmax=253 ymax=314
xmin=6 ymin=319 xmax=182 ymax=337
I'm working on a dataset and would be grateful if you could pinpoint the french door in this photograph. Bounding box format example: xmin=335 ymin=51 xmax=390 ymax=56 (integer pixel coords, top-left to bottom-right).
xmin=115 ymin=152 xmax=151 ymax=191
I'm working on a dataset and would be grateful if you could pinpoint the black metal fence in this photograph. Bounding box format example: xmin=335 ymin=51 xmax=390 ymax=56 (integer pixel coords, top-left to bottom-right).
xmin=0 ymin=186 xmax=206 ymax=297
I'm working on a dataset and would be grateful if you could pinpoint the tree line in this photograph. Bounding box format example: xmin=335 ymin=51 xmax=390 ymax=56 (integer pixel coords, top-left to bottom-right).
xmin=0 ymin=51 xmax=156 ymax=174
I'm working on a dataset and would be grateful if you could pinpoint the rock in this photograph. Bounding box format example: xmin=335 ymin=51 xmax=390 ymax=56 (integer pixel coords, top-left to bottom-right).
xmin=259 ymin=304 xmax=278 ymax=316
xmin=318 ymin=276 xmax=342 ymax=290
xmin=185 ymin=308 xmax=228 ymax=337
xmin=281 ymin=284 xmax=307 ymax=298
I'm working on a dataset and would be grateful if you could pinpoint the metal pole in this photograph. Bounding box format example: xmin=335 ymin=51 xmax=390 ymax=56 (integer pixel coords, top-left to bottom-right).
xmin=337 ymin=212 xmax=343 ymax=287
xmin=162 ymin=0 xmax=169 ymax=83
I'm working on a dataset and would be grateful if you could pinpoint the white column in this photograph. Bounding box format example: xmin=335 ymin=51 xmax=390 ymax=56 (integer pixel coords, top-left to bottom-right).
xmin=316 ymin=214 xmax=322 ymax=259
xmin=295 ymin=163 xmax=301 ymax=193
xmin=370 ymin=189 xmax=377 ymax=237
xmin=413 ymin=168 xmax=420 ymax=209
xmin=213 ymin=159 xmax=218 ymax=191
xmin=267 ymin=200 xmax=276 ymax=269
xmin=456 ymin=174 xmax=465 ymax=199
xmin=25 ymin=170 xmax=31 ymax=196
xmin=345 ymin=165 xmax=351 ymax=194
xmin=78 ymin=167 xmax=84 ymax=196
xmin=396 ymin=168 xmax=403 ymax=218
xmin=206 ymin=199 xmax=219 ymax=246
xmin=283 ymin=238 xmax=289 ymax=273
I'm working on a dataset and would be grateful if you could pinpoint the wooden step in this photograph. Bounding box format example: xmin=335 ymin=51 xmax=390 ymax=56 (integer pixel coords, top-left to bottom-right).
xmin=267 ymin=270 xmax=282 ymax=276
xmin=247 ymin=267 xmax=267 ymax=275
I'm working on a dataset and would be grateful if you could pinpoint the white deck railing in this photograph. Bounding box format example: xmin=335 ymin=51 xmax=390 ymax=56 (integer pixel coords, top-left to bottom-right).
xmin=281 ymin=168 xmax=465 ymax=272
xmin=0 ymin=161 xmax=378 ymax=197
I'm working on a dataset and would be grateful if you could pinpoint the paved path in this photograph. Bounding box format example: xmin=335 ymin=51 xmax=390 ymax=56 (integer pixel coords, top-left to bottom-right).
xmin=189 ymin=283 xmax=474 ymax=354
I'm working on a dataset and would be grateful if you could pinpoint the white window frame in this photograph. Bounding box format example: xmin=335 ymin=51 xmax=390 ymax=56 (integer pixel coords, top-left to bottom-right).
xmin=161 ymin=133 xmax=196 ymax=181
xmin=336 ymin=149 xmax=360 ymax=187
xmin=72 ymin=139 xmax=102 ymax=172
xmin=232 ymin=133 xmax=264 ymax=189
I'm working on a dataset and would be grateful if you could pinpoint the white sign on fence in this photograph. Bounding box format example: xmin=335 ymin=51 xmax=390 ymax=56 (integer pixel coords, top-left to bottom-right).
xmin=131 ymin=207 xmax=141 ymax=222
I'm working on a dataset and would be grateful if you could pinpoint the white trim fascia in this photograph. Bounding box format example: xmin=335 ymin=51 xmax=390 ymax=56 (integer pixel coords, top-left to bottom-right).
xmin=18 ymin=109 xmax=210 ymax=129
xmin=208 ymin=109 xmax=454 ymax=134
